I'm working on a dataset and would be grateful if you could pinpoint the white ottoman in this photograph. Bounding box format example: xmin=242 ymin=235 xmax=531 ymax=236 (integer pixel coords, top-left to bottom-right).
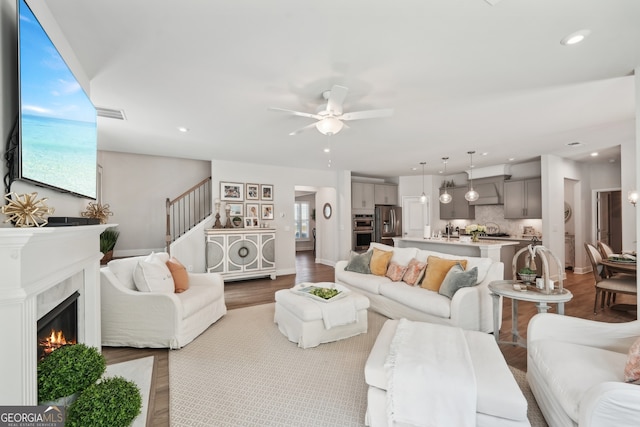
xmin=274 ymin=285 xmax=370 ymax=349
xmin=365 ymin=320 xmax=530 ymax=427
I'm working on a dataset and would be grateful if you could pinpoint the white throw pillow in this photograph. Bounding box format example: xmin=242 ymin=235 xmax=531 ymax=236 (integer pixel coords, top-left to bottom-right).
xmin=133 ymin=253 xmax=175 ymax=293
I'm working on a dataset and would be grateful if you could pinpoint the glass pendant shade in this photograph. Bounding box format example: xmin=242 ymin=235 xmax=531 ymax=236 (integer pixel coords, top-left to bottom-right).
xmin=439 ymin=190 xmax=452 ymax=204
xmin=419 ymin=161 xmax=426 ymax=204
xmin=420 ymin=193 xmax=427 ymax=203
xmin=439 ymin=157 xmax=452 ymax=204
xmin=465 ymin=188 xmax=479 ymax=202
xmin=464 ymin=151 xmax=479 ymax=202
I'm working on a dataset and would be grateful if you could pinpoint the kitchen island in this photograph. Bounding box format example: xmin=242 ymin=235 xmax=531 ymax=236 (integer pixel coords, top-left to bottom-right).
xmin=393 ymin=237 xmax=519 ymax=279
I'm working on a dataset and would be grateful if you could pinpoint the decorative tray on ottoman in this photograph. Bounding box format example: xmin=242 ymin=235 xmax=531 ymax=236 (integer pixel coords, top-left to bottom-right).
xmin=292 ymin=283 xmax=350 ymax=303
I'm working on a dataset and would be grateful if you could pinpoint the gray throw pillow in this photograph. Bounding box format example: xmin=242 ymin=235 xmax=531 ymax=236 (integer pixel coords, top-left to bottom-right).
xmin=344 ymin=251 xmax=373 ymax=274
xmin=438 ymin=263 xmax=478 ymax=299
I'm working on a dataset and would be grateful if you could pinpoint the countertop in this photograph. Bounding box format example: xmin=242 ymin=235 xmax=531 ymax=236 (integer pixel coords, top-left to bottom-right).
xmin=397 ymin=236 xmax=519 ymax=247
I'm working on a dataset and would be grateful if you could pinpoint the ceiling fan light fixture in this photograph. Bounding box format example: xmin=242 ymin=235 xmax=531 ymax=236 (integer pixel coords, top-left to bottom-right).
xmin=315 ymin=117 xmax=344 ymax=135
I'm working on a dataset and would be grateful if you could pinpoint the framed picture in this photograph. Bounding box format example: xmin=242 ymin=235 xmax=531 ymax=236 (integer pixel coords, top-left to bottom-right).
xmin=220 ymin=182 xmax=244 ymax=201
xmin=244 ymin=217 xmax=259 ymax=228
xmin=246 ymin=183 xmax=260 ymax=200
xmin=228 ymin=203 xmax=243 ymax=216
xmin=261 ymin=184 xmax=273 ymax=201
xmin=246 ymin=203 xmax=259 ymax=218
xmin=261 ymin=204 xmax=274 ymax=220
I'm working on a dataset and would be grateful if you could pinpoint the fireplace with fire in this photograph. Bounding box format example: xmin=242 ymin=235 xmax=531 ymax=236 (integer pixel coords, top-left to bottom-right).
xmin=37 ymin=292 xmax=79 ymax=360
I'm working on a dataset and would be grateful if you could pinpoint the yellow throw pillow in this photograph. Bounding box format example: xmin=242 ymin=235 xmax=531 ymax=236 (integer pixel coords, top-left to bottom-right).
xmin=421 ymin=256 xmax=468 ymax=291
xmin=166 ymin=257 xmax=190 ymax=293
xmin=370 ymin=248 xmax=393 ymax=276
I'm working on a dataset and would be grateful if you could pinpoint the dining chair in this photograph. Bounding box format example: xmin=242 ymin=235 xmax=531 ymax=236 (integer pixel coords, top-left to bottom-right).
xmin=584 ymin=242 xmax=637 ymax=314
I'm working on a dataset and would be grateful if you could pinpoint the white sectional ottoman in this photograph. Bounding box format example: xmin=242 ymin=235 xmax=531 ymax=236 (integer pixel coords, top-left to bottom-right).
xmin=365 ymin=319 xmax=530 ymax=427
xmin=274 ymin=286 xmax=370 ymax=349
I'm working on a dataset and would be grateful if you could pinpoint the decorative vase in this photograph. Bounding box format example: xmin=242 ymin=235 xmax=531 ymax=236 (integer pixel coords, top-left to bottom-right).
xmin=471 ymin=232 xmax=479 ymax=243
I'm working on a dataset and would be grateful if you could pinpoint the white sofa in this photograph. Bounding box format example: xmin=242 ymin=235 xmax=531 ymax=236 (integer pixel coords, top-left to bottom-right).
xmin=527 ymin=313 xmax=640 ymax=427
xmin=334 ymin=243 xmax=503 ymax=332
xmin=100 ymin=253 xmax=227 ymax=349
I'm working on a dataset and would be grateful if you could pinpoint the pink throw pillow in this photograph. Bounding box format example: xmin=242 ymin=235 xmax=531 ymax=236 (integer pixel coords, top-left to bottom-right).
xmin=386 ymin=262 xmax=408 ymax=282
xmin=624 ymin=337 xmax=640 ymax=383
xmin=402 ymin=258 xmax=427 ymax=286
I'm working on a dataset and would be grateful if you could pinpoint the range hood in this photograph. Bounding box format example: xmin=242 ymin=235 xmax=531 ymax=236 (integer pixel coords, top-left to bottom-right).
xmin=466 ymin=174 xmax=511 ymax=205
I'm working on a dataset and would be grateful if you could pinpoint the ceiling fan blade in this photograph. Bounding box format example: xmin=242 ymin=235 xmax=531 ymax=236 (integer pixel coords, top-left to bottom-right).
xmin=340 ymin=108 xmax=394 ymax=121
xmin=288 ymin=122 xmax=318 ymax=136
xmin=326 ymin=85 xmax=348 ymax=115
xmin=269 ymin=107 xmax=322 ymax=120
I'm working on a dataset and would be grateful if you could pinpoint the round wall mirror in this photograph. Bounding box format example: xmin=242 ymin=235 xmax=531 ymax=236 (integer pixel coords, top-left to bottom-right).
xmin=564 ymin=202 xmax=572 ymax=223
xmin=323 ymin=203 xmax=332 ymax=219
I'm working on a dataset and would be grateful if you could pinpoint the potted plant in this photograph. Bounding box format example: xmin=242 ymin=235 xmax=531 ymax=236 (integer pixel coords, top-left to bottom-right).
xmin=232 ymin=216 xmax=243 ymax=227
xmin=66 ymin=376 xmax=142 ymax=427
xmin=100 ymin=227 xmax=120 ymax=264
xmin=517 ymin=267 xmax=537 ymax=283
xmin=37 ymin=343 xmax=106 ymax=405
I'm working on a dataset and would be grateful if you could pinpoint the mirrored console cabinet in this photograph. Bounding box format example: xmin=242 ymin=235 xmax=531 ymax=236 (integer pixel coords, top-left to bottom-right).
xmin=205 ymin=228 xmax=276 ymax=281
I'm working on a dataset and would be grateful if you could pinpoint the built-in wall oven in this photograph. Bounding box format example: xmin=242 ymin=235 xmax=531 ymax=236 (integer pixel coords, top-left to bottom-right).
xmin=353 ymin=214 xmax=374 ymax=252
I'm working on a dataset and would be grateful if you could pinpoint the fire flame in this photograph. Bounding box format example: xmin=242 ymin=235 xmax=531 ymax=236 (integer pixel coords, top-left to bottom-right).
xmin=39 ymin=329 xmax=76 ymax=358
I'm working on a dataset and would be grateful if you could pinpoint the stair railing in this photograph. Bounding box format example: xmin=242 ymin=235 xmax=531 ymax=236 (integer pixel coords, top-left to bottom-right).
xmin=166 ymin=177 xmax=212 ymax=253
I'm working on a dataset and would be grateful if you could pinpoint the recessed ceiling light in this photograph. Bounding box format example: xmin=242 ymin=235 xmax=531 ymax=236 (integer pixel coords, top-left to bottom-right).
xmin=590 ymin=152 xmax=599 ymax=157
xmin=508 ymin=158 xmax=515 ymax=161
xmin=177 ymin=126 xmax=189 ymax=133
xmin=560 ymin=29 xmax=591 ymax=46
xmin=481 ymin=152 xmax=488 ymax=156
xmin=324 ymin=148 xmax=330 ymax=153
xmin=411 ymin=167 xmax=417 ymax=171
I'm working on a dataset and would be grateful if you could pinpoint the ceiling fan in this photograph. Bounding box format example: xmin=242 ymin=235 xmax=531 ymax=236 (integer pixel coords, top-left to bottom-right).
xmin=269 ymin=84 xmax=393 ymax=136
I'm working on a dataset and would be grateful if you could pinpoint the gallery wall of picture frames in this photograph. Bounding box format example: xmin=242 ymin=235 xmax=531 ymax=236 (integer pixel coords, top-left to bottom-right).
xmin=219 ymin=181 xmax=275 ymax=228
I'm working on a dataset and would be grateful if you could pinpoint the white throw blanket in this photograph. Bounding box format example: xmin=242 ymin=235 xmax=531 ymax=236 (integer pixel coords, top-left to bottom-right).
xmin=384 ymin=319 xmax=477 ymax=427
xmin=294 ymin=282 xmax=357 ymax=329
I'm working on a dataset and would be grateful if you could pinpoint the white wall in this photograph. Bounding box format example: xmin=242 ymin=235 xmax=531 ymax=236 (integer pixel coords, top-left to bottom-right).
xmin=99 ymin=151 xmax=211 ymax=257
xmin=210 ymin=160 xmax=348 ymax=276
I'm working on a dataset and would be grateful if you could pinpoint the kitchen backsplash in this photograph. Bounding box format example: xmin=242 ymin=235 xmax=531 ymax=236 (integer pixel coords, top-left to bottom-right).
xmin=436 ymin=205 xmax=543 ymax=238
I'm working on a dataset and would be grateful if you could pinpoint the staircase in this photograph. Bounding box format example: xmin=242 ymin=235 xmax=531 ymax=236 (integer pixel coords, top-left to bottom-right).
xmin=166 ymin=177 xmax=212 ymax=252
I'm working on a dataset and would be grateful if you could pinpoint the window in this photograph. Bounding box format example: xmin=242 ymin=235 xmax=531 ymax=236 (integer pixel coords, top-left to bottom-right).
xmin=294 ymin=202 xmax=310 ymax=240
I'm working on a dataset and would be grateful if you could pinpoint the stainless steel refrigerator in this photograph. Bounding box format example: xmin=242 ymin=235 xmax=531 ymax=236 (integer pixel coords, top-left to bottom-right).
xmin=374 ymin=205 xmax=402 ymax=246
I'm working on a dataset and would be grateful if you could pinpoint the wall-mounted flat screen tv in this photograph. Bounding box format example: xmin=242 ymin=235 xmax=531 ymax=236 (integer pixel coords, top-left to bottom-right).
xmin=17 ymin=0 xmax=97 ymax=199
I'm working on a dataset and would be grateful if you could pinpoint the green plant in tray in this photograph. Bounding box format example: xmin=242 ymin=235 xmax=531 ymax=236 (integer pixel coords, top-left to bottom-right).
xmin=310 ymin=287 xmax=340 ymax=300
xmin=518 ymin=267 xmax=536 ymax=275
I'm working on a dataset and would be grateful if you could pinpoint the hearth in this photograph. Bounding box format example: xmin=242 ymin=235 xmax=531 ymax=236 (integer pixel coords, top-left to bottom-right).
xmin=37 ymin=291 xmax=79 ymax=360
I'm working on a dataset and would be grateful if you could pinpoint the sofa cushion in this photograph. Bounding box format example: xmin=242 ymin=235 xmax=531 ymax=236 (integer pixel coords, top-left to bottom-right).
xmin=624 ymin=337 xmax=640 ymax=383
xmin=336 ymin=269 xmax=392 ymax=295
xmin=166 ymin=257 xmax=190 ymax=293
xmin=439 ymin=264 xmax=478 ymax=299
xmin=421 ymin=256 xmax=468 ymax=291
xmin=529 ymin=339 xmax=628 ymax=421
xmin=379 ymin=282 xmax=451 ymax=318
xmin=371 ymin=248 xmax=393 ymax=276
xmin=402 ymin=258 xmax=426 ymax=286
xmin=370 ymin=243 xmax=418 ymax=266
xmin=106 ymin=256 xmax=141 ymax=290
xmin=345 ymin=251 xmax=372 ymax=274
xmin=177 ymin=280 xmax=223 ymax=318
xmin=386 ymin=262 xmax=408 ymax=282
xmin=133 ymin=253 xmax=175 ymax=293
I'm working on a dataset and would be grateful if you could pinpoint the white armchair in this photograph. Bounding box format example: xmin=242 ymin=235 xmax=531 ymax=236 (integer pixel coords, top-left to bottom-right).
xmin=527 ymin=313 xmax=640 ymax=427
xmin=100 ymin=253 xmax=226 ymax=349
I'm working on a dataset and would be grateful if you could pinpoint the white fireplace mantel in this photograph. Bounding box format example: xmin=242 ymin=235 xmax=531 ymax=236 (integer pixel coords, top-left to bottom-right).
xmin=0 ymin=224 xmax=111 ymax=405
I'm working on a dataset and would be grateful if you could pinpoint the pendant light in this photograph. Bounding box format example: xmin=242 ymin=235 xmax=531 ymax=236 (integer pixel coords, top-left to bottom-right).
xmin=439 ymin=157 xmax=452 ymax=204
xmin=464 ymin=151 xmax=479 ymax=202
xmin=419 ymin=161 xmax=427 ymax=204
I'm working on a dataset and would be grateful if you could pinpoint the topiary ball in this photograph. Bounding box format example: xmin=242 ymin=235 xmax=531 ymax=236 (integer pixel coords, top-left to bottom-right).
xmin=66 ymin=376 xmax=142 ymax=427
xmin=37 ymin=343 xmax=106 ymax=403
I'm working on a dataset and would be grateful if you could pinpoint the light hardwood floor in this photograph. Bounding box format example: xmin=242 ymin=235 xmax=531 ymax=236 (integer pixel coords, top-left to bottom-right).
xmin=103 ymin=251 xmax=637 ymax=427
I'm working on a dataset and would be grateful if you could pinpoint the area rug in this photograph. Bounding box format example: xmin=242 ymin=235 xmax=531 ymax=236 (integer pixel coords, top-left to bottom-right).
xmin=170 ymin=303 xmax=546 ymax=426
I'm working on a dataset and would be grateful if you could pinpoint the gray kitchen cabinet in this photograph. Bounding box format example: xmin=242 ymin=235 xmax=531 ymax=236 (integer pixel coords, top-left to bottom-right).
xmin=352 ymin=182 xmax=375 ymax=212
xmin=439 ymin=186 xmax=475 ymax=219
xmin=504 ymin=178 xmax=542 ymax=219
xmin=374 ymin=184 xmax=398 ymax=205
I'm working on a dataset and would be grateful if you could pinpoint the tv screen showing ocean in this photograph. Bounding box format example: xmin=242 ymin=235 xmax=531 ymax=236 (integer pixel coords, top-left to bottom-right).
xmin=21 ymin=114 xmax=97 ymax=199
